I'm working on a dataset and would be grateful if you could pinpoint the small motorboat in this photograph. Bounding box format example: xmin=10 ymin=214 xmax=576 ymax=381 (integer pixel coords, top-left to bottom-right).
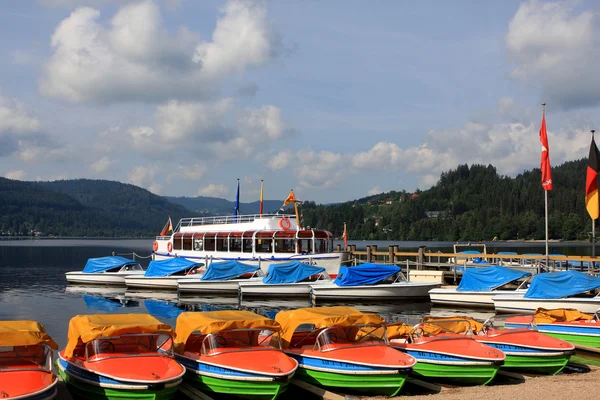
xmin=174 ymin=310 xmax=298 ymax=399
xmin=56 ymin=313 xmax=186 ymax=399
xmin=310 ymin=263 xmax=441 ymax=301
xmin=505 ymin=308 xmax=600 ymax=349
xmin=65 ymin=256 xmax=145 ymax=285
xmin=238 ymin=261 xmax=332 ymax=298
xmin=387 ymin=319 xmax=505 ymax=385
xmin=125 ymin=258 xmax=204 ymax=290
xmin=0 ymin=320 xmax=59 ymax=400
xmin=429 ymin=266 xmax=530 ymax=308
xmin=422 ymin=316 xmax=575 ymax=375
xmin=275 ymin=306 xmax=416 ymax=397
xmin=493 ymin=270 xmax=600 ymax=313
xmin=177 ymin=260 xmax=263 ymax=295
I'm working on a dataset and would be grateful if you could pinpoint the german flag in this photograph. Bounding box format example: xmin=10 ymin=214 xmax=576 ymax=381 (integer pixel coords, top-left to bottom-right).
xmin=586 ymin=136 xmax=600 ymax=220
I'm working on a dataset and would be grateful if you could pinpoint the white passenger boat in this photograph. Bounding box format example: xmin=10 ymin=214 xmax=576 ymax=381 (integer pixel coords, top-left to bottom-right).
xmin=125 ymin=258 xmax=204 ymax=290
xmin=428 ymin=266 xmax=531 ymax=308
xmin=65 ymin=256 xmax=145 ymax=285
xmin=238 ymin=261 xmax=332 ymax=298
xmin=493 ymin=270 xmax=600 ymax=313
xmin=153 ymin=213 xmax=345 ymax=277
xmin=310 ymin=263 xmax=441 ymax=301
xmin=177 ymin=260 xmax=263 ymax=295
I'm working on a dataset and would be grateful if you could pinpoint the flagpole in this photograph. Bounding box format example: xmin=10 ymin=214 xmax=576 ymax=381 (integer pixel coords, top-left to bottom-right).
xmin=542 ymin=103 xmax=548 ymax=273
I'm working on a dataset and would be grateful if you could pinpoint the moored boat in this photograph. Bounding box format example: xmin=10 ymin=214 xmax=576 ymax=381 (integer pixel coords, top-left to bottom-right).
xmin=0 ymin=320 xmax=59 ymax=400
xmin=56 ymin=313 xmax=186 ymax=400
xmin=493 ymin=270 xmax=600 ymax=313
xmin=429 ymin=266 xmax=531 ymax=308
xmin=238 ymin=261 xmax=331 ymax=298
xmin=125 ymin=258 xmax=204 ymax=290
xmin=505 ymin=308 xmax=600 ymax=348
xmin=386 ymin=319 xmax=504 ymax=385
xmin=174 ymin=310 xmax=298 ymax=399
xmin=422 ymin=316 xmax=575 ymax=375
xmin=310 ymin=263 xmax=441 ymax=301
xmin=177 ymin=260 xmax=263 ymax=295
xmin=65 ymin=256 xmax=145 ymax=285
xmin=275 ymin=306 xmax=416 ymax=397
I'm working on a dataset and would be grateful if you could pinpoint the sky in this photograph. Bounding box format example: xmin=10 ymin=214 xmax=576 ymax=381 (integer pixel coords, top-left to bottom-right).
xmin=1 ymin=0 xmax=600 ymax=204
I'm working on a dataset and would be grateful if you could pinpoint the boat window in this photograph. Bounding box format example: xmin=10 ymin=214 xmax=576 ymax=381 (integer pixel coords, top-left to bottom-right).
xmin=173 ymin=236 xmax=183 ymax=251
xmin=195 ymin=329 xmax=281 ymax=356
xmin=297 ymin=239 xmax=312 ymax=254
xmin=315 ymin=325 xmax=387 ymax=351
xmin=255 ymin=238 xmax=273 ymax=253
xmin=119 ymin=263 xmax=144 ymax=272
xmin=229 ymin=238 xmax=242 ymax=252
xmin=274 ymin=239 xmax=295 ymax=253
xmin=242 ymin=238 xmax=253 ymax=253
xmin=0 ymin=344 xmax=52 ymax=372
xmin=204 ymin=237 xmax=216 ymax=251
xmin=183 ymin=237 xmax=193 ymax=251
xmin=193 ymin=239 xmax=203 ymax=251
xmin=216 ymin=238 xmax=226 ymax=251
xmin=315 ymin=239 xmax=327 ymax=253
xmin=85 ymin=334 xmax=174 ymax=361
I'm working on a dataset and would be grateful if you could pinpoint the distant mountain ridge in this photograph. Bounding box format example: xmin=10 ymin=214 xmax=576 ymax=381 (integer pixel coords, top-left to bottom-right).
xmin=165 ymin=196 xmax=283 ymax=216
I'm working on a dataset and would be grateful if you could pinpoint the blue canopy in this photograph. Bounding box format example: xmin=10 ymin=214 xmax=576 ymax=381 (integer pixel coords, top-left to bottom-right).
xmin=82 ymin=256 xmax=139 ymax=273
xmin=144 ymin=258 xmax=203 ymax=277
xmin=524 ymin=270 xmax=600 ymax=299
xmin=200 ymin=260 xmax=260 ymax=281
xmin=262 ymin=261 xmax=325 ymax=284
xmin=457 ymin=266 xmax=531 ymax=291
xmin=334 ymin=263 xmax=401 ymax=287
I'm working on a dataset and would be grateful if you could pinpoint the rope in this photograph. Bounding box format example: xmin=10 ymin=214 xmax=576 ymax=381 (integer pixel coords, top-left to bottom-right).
xmin=111 ymin=251 xmax=154 ymax=259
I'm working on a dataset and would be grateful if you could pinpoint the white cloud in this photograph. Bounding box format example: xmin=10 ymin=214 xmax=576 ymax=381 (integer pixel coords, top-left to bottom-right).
xmin=238 ymin=105 xmax=285 ymax=140
xmin=18 ymin=145 xmax=68 ymax=163
xmin=39 ymin=0 xmax=278 ymax=104
xmin=197 ymin=183 xmax=229 ymax=197
xmin=295 ymin=150 xmax=347 ymax=189
xmin=128 ymin=164 xmax=159 ymax=191
xmin=0 ymin=96 xmax=41 ymax=134
xmin=4 ymin=170 xmax=26 ymax=180
xmin=89 ymin=155 xmax=113 ymax=172
xmin=267 ymin=150 xmax=292 ymax=170
xmin=367 ymin=186 xmax=380 ymax=195
xmin=167 ymin=163 xmax=207 ymax=182
xmin=506 ymin=0 xmax=600 ymax=109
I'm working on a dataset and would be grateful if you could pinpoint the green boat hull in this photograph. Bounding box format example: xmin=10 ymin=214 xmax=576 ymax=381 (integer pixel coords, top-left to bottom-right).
xmin=56 ymin=361 xmax=179 ymax=400
xmin=293 ymin=367 xmax=407 ymax=397
xmin=185 ymin=371 xmax=289 ymax=400
xmin=542 ymin=332 xmax=600 ymax=349
xmin=411 ymin=361 xmax=500 ymax=386
xmin=502 ymin=354 xmax=571 ymax=375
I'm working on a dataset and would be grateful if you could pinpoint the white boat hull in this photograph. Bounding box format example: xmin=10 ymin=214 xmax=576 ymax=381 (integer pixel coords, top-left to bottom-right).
xmin=238 ymin=280 xmax=332 ymax=297
xmin=177 ymin=277 xmax=263 ymax=294
xmin=65 ymin=271 xmax=145 ymax=285
xmin=428 ymin=288 xmax=526 ymax=308
xmin=310 ymin=282 xmax=442 ymax=301
xmin=125 ymin=276 xmax=183 ymax=290
xmin=492 ymin=294 xmax=600 ymax=313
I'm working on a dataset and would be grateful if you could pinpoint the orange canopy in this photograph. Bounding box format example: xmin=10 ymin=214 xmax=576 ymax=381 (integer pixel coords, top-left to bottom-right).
xmin=0 ymin=320 xmax=58 ymax=349
xmin=386 ymin=322 xmax=413 ymax=339
xmin=533 ymin=308 xmax=594 ymax=323
xmin=64 ymin=314 xmax=174 ymax=358
xmin=174 ymin=310 xmax=281 ymax=354
xmin=275 ymin=306 xmax=385 ymax=348
xmin=421 ymin=316 xmax=483 ymax=334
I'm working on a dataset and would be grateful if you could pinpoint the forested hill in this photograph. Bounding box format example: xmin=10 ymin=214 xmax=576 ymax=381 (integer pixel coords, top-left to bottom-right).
xmin=301 ymin=159 xmax=590 ymax=241
xmin=166 ymin=196 xmax=283 ymax=215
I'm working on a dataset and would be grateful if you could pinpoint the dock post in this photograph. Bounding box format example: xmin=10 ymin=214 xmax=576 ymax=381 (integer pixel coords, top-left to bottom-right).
xmin=366 ymin=245 xmax=372 ymax=263
xmin=393 ymin=245 xmax=399 ymax=263
xmin=372 ymin=245 xmax=378 ymax=262
xmin=418 ymin=246 xmax=425 ymax=270
xmin=336 ymin=244 xmax=341 ymax=251
xmin=388 ymin=245 xmax=395 ymax=265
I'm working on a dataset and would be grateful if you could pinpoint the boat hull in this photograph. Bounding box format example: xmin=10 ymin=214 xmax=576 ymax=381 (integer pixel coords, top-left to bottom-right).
xmin=410 ymin=362 xmax=499 ymax=385
xmin=66 ymin=271 xmax=145 ymax=285
xmin=428 ymin=289 xmax=523 ymax=308
xmin=492 ymin=295 xmax=600 ymax=314
xmin=238 ymin=281 xmax=331 ymax=298
xmin=505 ymin=319 xmax=600 ymax=348
xmin=177 ymin=278 xmax=262 ymax=295
xmin=125 ymin=276 xmax=182 ymax=290
xmin=0 ymin=370 xmax=58 ymax=400
xmin=310 ymin=282 xmax=441 ymax=301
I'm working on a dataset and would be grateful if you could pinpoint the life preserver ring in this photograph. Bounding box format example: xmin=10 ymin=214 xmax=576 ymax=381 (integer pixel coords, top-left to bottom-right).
xmin=279 ymin=217 xmax=291 ymax=231
xmin=167 ymin=242 xmax=173 ymax=253
xmin=153 ymin=241 xmax=159 ymax=252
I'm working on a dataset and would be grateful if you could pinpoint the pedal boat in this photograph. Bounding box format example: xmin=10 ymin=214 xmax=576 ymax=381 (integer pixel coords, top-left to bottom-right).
xmin=65 ymin=256 xmax=145 ymax=285
xmin=177 ymin=260 xmax=263 ymax=295
xmin=423 ymin=316 xmax=575 ymax=375
xmin=275 ymin=306 xmax=416 ymax=397
xmin=505 ymin=308 xmax=600 ymax=349
xmin=125 ymin=258 xmax=204 ymax=290
xmin=56 ymin=314 xmax=185 ymax=400
xmin=0 ymin=320 xmax=59 ymax=400
xmin=174 ymin=310 xmax=298 ymax=399
xmin=387 ymin=319 xmax=505 ymax=385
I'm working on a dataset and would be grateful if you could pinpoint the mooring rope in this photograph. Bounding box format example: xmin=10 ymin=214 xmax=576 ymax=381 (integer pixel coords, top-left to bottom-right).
xmin=112 ymin=251 xmax=153 ymax=259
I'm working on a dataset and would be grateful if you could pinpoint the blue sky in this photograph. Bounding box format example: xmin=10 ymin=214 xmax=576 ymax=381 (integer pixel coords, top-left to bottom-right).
xmin=1 ymin=0 xmax=599 ymax=204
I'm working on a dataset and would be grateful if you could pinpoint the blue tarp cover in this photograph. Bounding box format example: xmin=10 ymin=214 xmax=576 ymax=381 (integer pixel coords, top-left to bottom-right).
xmin=144 ymin=258 xmax=202 ymax=277
xmin=524 ymin=270 xmax=600 ymax=299
xmin=201 ymin=260 xmax=260 ymax=281
xmin=334 ymin=263 xmax=401 ymax=287
xmin=262 ymin=261 xmax=325 ymax=284
xmin=82 ymin=256 xmax=138 ymax=273
xmin=457 ymin=266 xmax=531 ymax=291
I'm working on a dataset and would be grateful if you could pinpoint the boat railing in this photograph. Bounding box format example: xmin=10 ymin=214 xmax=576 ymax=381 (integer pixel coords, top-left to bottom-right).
xmin=85 ymin=334 xmax=174 ymax=361
xmin=176 ymin=214 xmax=296 ymax=231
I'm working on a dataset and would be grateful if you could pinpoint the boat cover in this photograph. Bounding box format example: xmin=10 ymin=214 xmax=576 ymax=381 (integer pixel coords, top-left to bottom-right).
xmin=457 ymin=266 xmax=531 ymax=291
xmin=0 ymin=320 xmax=58 ymax=349
xmin=262 ymin=261 xmax=325 ymax=284
xmin=333 ymin=263 xmax=400 ymax=286
xmin=145 ymin=300 xmax=183 ymax=321
xmin=144 ymin=257 xmax=203 ymax=277
xmin=421 ymin=316 xmax=483 ymax=334
xmin=174 ymin=310 xmax=281 ymax=353
xmin=200 ymin=260 xmax=260 ymax=281
xmin=82 ymin=255 xmax=139 ymax=273
xmin=533 ymin=308 xmax=594 ymax=323
xmin=524 ymin=270 xmax=600 ymax=299
xmin=64 ymin=314 xmax=174 ymax=358
xmin=275 ymin=306 xmax=384 ymax=348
